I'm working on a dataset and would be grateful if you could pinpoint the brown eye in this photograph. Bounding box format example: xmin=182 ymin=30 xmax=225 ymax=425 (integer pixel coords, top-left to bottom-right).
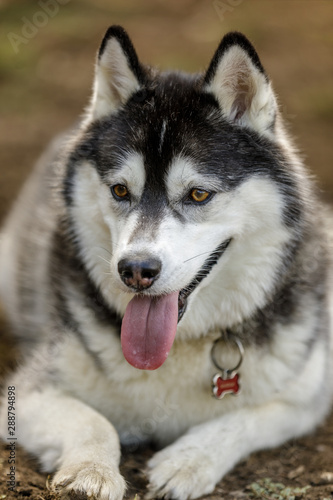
xmin=111 ymin=184 xmax=129 ymax=200
xmin=189 ymin=188 xmax=211 ymax=204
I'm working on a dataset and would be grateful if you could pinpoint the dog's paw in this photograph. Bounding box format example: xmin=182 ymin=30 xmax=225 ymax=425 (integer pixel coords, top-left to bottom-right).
xmin=147 ymin=443 xmax=217 ymax=500
xmin=51 ymin=461 xmax=126 ymax=500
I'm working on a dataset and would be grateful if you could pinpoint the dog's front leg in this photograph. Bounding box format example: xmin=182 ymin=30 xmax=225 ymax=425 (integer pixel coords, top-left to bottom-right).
xmin=0 ymin=385 xmax=126 ymax=500
xmin=147 ymin=400 xmax=321 ymax=500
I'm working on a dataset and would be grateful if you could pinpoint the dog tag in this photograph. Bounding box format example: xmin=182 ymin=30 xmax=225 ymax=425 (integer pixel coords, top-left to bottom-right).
xmin=210 ymin=334 xmax=244 ymax=400
xmin=212 ymin=371 xmax=240 ymax=399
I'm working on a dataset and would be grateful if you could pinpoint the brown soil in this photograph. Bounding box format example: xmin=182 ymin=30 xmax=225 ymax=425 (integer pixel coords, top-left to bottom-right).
xmin=1 ymin=1 xmax=333 ymax=499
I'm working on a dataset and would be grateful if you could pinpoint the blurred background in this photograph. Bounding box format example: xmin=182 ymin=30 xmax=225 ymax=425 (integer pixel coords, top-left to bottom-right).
xmin=0 ymin=0 xmax=332 ymax=225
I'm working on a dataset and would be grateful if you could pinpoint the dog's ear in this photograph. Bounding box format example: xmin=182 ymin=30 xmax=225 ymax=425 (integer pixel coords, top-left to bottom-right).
xmin=89 ymin=26 xmax=145 ymax=120
xmin=204 ymin=32 xmax=277 ymax=136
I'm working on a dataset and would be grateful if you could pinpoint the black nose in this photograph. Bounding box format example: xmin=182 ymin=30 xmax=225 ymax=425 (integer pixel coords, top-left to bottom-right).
xmin=118 ymin=257 xmax=162 ymax=291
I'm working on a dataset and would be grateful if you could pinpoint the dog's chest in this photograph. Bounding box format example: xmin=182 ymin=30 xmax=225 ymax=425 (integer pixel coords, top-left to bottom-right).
xmin=58 ymin=331 xmax=247 ymax=443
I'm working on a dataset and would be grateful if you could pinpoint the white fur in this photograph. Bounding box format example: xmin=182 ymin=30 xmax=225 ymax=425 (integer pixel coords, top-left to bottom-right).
xmin=0 ymin=377 xmax=125 ymax=500
xmin=158 ymin=120 xmax=167 ymax=154
xmin=2 ymin=294 xmax=329 ymax=499
xmin=205 ymin=45 xmax=277 ymax=138
xmin=90 ymin=38 xmax=140 ymax=120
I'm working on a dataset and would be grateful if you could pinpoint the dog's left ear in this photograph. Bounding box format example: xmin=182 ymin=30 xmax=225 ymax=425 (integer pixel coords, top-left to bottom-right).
xmin=89 ymin=25 xmax=145 ymax=120
xmin=204 ymin=32 xmax=277 ymax=136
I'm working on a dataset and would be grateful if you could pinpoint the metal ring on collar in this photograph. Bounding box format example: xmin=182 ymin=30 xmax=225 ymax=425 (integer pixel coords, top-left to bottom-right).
xmin=211 ymin=334 xmax=244 ymax=373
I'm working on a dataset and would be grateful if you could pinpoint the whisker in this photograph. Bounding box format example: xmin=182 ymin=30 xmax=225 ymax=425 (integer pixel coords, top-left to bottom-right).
xmin=183 ymin=249 xmax=221 ymax=264
xmin=95 ymin=246 xmax=113 ymax=257
xmin=97 ymin=254 xmax=111 ymax=266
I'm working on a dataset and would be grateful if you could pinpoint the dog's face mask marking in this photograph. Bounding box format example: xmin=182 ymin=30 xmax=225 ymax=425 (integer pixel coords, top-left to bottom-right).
xmin=91 ymin=150 xmax=235 ymax=370
xmin=68 ymin=28 xmax=298 ymax=370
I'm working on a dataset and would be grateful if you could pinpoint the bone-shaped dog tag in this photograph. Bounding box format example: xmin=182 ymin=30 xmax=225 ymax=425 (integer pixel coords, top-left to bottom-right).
xmin=212 ymin=371 xmax=240 ymax=399
xmin=210 ymin=334 xmax=244 ymax=400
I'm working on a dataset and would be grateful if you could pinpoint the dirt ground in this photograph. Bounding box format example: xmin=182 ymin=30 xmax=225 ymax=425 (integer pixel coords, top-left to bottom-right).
xmin=1 ymin=1 xmax=333 ymax=499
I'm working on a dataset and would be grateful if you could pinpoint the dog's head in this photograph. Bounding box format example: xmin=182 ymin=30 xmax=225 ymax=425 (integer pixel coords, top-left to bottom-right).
xmin=66 ymin=27 xmax=303 ymax=370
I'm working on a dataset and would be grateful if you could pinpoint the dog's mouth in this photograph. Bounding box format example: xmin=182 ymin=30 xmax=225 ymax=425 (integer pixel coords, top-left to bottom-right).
xmin=177 ymin=238 xmax=232 ymax=322
xmin=121 ymin=238 xmax=231 ymax=371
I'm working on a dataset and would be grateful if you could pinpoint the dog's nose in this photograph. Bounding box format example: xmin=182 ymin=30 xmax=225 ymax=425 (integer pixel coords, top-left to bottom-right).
xmin=118 ymin=257 xmax=162 ymax=291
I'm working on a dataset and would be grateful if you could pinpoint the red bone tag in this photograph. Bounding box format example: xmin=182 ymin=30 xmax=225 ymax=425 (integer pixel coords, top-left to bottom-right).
xmin=212 ymin=372 xmax=240 ymax=399
xmin=210 ymin=334 xmax=244 ymax=399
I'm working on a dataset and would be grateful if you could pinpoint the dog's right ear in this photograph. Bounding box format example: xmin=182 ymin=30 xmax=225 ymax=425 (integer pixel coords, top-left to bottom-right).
xmin=89 ymin=26 xmax=145 ymax=120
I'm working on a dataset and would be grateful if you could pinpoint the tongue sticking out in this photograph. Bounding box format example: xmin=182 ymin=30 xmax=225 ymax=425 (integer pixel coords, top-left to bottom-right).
xmin=121 ymin=291 xmax=179 ymax=370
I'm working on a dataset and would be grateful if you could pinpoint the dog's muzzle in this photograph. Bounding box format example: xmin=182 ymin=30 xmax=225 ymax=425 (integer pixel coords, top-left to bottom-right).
xmin=118 ymin=257 xmax=162 ymax=291
xmin=118 ymin=238 xmax=231 ymax=323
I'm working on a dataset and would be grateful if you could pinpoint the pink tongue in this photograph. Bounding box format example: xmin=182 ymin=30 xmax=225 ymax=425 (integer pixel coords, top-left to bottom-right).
xmin=121 ymin=291 xmax=179 ymax=370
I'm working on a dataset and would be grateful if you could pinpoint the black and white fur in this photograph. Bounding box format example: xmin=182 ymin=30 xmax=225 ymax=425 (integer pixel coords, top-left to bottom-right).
xmin=0 ymin=26 xmax=332 ymax=500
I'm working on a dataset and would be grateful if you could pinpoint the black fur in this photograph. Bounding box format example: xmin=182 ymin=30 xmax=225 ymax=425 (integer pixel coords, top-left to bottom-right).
xmin=204 ymin=31 xmax=268 ymax=85
xmin=98 ymin=25 xmax=146 ymax=86
xmin=50 ymin=220 xmax=122 ymax=336
xmin=68 ymin=70 xmax=302 ymax=233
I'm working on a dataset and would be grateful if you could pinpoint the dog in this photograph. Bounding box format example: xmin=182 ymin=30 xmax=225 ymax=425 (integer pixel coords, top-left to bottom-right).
xmin=0 ymin=25 xmax=332 ymax=500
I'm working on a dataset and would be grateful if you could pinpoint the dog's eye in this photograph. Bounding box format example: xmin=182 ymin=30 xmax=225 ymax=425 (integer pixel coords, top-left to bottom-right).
xmin=188 ymin=189 xmax=212 ymax=204
xmin=111 ymin=184 xmax=129 ymax=201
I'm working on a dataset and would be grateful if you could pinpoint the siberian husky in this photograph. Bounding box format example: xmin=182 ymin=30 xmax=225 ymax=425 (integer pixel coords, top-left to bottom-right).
xmin=0 ymin=26 xmax=332 ymax=500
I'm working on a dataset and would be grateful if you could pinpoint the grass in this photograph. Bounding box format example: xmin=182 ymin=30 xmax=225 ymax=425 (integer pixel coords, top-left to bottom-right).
xmin=247 ymin=478 xmax=311 ymax=500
